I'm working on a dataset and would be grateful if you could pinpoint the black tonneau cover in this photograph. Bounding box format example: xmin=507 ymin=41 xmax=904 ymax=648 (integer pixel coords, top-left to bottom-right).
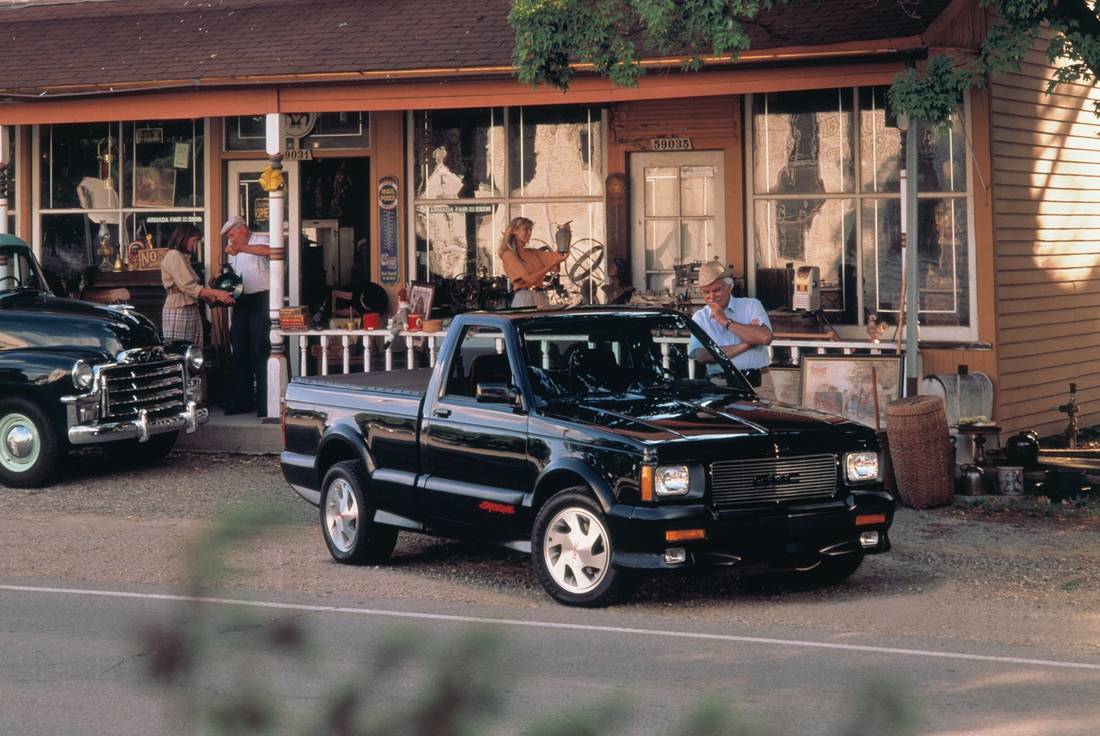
xmin=292 ymin=368 xmax=434 ymax=397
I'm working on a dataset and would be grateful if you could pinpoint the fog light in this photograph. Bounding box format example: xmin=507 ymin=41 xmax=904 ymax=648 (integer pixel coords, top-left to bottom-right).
xmin=663 ymin=547 xmax=687 ymax=565
xmin=859 ymin=531 xmax=880 ymax=548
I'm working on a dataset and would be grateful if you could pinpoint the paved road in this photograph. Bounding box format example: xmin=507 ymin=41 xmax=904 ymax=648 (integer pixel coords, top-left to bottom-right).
xmin=0 ymin=451 xmax=1098 ymax=735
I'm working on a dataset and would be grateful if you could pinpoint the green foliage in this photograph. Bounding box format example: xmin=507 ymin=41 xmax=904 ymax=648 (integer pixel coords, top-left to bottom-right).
xmin=509 ymin=0 xmax=1100 ymax=126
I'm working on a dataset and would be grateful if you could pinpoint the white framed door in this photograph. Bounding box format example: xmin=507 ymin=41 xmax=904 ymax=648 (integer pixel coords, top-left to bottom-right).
xmin=629 ymin=151 xmax=725 ymax=293
xmin=226 ymin=160 xmax=301 ymax=307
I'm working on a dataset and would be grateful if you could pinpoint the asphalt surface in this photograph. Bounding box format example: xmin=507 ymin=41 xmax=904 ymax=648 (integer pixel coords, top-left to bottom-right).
xmin=0 ymin=450 xmax=1098 ymax=735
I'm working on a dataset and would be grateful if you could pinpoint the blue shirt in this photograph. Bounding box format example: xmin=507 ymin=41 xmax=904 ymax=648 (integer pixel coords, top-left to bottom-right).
xmin=688 ymin=298 xmax=772 ymax=370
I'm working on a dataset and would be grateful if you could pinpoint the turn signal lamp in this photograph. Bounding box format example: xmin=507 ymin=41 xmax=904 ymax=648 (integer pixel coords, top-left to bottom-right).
xmin=855 ymin=514 xmax=886 ymax=526
xmin=640 ymin=465 xmax=654 ymax=502
xmin=665 ymin=529 xmax=705 ymax=542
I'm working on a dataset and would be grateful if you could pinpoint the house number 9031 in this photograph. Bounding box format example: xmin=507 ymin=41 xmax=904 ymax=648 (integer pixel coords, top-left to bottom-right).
xmin=651 ymin=137 xmax=693 ymax=151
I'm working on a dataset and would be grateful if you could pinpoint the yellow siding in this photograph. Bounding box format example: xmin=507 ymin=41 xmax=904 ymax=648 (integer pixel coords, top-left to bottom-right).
xmin=992 ymin=26 xmax=1100 ymax=438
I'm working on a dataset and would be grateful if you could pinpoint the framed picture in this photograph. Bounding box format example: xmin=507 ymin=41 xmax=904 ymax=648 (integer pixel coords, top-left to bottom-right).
xmin=799 ymin=354 xmax=903 ymax=429
xmin=409 ymin=282 xmax=436 ymax=318
xmin=769 ymin=366 xmax=801 ymax=406
xmin=133 ymin=166 xmax=176 ymax=208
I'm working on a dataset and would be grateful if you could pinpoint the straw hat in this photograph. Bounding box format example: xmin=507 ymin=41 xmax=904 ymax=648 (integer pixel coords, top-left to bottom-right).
xmin=695 ymin=260 xmax=733 ymax=288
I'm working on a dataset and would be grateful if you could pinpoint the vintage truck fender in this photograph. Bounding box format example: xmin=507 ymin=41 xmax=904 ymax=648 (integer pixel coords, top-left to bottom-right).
xmin=0 ymin=347 xmax=110 ymax=421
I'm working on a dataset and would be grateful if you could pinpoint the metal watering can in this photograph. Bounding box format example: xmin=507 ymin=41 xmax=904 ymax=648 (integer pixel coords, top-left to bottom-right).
xmin=553 ymin=220 xmax=573 ymax=253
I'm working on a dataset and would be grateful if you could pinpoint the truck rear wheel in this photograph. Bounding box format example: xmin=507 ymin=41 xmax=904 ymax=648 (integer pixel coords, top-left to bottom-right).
xmin=532 ymin=489 xmax=633 ymax=607
xmin=320 ymin=460 xmax=398 ymax=565
xmin=0 ymin=398 xmax=59 ymax=488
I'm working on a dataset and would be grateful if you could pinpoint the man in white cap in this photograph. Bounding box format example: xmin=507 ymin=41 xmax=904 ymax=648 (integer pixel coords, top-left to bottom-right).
xmin=220 ymin=214 xmax=271 ymax=416
xmin=687 ymin=260 xmax=775 ymax=399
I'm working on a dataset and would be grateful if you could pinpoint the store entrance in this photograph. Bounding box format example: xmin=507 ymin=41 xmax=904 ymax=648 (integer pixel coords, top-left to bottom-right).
xmin=299 ymin=157 xmax=370 ymax=318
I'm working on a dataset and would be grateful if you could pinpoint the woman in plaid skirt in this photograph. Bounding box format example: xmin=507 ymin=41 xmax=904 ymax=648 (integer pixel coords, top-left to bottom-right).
xmin=160 ymin=224 xmax=235 ymax=345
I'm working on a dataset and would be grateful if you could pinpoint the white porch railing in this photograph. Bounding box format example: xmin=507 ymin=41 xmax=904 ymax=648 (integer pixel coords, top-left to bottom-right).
xmin=276 ymin=329 xmax=901 ymax=379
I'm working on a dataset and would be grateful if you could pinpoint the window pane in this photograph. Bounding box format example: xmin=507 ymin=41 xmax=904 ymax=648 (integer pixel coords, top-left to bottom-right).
xmin=752 ymin=89 xmax=853 ymax=195
xmin=308 ymin=112 xmax=370 ymax=149
xmin=124 ymin=212 xmax=205 ymax=271
xmin=645 ymin=219 xmax=677 ymax=273
xmin=859 ymin=87 xmax=903 ymax=193
xmin=918 ymin=197 xmax=969 ymax=325
xmin=754 ymin=198 xmax=856 ymax=318
xmin=680 ymin=219 xmax=714 ymax=263
xmin=680 ymin=165 xmax=715 ymax=216
xmin=510 ymin=202 xmax=607 ymax=304
xmin=916 ymin=113 xmax=967 ymax=193
xmin=225 ymin=115 xmax=265 ymax=151
xmin=42 ymin=123 xmax=118 ymax=210
xmin=510 ymin=106 xmax=603 ymax=197
xmin=415 ymin=203 xmax=500 ymax=282
xmin=41 ymin=213 xmax=105 ymax=295
xmin=861 ymin=198 xmax=902 ymax=314
xmin=644 ymin=166 xmax=679 ymax=217
xmin=127 ymin=120 xmax=204 ymax=208
xmin=414 ymin=109 xmax=504 ymax=200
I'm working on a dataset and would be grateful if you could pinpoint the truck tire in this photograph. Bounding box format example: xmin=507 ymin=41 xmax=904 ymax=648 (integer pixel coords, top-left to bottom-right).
xmin=0 ymin=398 xmax=60 ymax=488
xmin=103 ymin=431 xmax=179 ymax=466
xmin=320 ymin=460 xmax=398 ymax=565
xmin=531 ymin=489 xmax=633 ymax=607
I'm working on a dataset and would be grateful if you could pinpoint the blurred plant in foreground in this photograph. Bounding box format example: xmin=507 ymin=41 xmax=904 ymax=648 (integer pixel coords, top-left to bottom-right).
xmin=136 ymin=498 xmax=921 ymax=735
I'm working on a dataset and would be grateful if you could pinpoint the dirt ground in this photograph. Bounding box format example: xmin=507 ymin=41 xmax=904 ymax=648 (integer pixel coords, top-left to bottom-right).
xmin=0 ymin=451 xmax=1097 ymax=657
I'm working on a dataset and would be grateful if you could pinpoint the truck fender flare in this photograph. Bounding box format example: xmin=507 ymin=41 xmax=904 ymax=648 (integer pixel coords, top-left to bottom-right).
xmin=315 ymin=420 xmax=376 ymax=484
xmin=530 ymin=459 xmax=616 ymax=514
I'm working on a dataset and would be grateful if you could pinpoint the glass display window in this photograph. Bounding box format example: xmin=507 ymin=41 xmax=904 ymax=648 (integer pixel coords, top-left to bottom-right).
xmin=411 ymin=105 xmax=606 ymax=306
xmin=224 ymin=112 xmax=370 ymax=151
xmin=748 ymin=87 xmax=973 ymax=338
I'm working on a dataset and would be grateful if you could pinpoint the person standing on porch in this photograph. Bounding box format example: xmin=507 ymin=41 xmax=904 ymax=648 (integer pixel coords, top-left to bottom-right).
xmin=499 ymin=216 xmax=568 ymax=308
xmin=687 ymin=260 xmax=776 ymax=400
xmin=160 ymin=223 xmax=235 ymax=345
xmin=220 ymin=214 xmax=271 ymax=417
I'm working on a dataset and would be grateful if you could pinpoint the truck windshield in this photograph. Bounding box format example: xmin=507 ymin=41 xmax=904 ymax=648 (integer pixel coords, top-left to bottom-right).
xmin=517 ymin=312 xmax=751 ymax=400
xmin=0 ymin=246 xmax=50 ymax=294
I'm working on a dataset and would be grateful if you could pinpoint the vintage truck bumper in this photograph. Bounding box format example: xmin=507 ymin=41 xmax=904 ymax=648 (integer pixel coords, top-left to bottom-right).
xmin=606 ymin=489 xmax=895 ymax=571
xmin=66 ymin=401 xmax=208 ymax=445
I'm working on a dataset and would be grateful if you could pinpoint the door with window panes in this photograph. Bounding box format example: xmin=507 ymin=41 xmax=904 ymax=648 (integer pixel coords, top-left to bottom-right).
xmin=629 ymin=151 xmax=725 ymax=293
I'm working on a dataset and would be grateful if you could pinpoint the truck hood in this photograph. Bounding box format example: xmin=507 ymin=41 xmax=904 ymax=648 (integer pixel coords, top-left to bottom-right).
xmin=543 ymin=389 xmax=878 ymax=456
xmin=0 ymin=290 xmax=162 ymax=356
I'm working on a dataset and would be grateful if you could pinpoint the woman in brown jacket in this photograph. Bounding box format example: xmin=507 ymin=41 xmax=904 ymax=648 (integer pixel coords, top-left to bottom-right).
xmin=160 ymin=224 xmax=235 ymax=345
xmin=498 ymin=217 xmax=569 ymax=308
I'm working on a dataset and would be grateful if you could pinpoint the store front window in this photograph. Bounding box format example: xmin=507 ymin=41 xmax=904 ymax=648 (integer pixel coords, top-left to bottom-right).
xmin=3 ymin=130 xmax=13 ymax=235
xmin=37 ymin=120 xmax=205 ymax=294
xmin=748 ymin=87 xmax=973 ymax=339
xmin=411 ymin=106 xmax=605 ymax=310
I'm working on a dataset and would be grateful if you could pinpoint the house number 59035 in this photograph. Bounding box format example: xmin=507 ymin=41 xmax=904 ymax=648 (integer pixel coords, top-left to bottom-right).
xmin=651 ymin=137 xmax=692 ymax=151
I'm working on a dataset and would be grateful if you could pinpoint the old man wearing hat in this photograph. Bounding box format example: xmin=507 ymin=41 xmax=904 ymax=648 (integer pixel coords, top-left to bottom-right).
xmin=220 ymin=214 xmax=271 ymax=417
xmin=687 ymin=260 xmax=775 ymax=400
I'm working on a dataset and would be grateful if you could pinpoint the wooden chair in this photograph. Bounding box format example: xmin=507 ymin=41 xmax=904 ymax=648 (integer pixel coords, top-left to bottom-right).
xmin=83 ymin=287 xmax=131 ymax=305
xmin=332 ymin=288 xmax=355 ymax=320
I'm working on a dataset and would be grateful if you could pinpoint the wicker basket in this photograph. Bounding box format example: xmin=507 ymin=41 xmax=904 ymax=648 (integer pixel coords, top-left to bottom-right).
xmin=885 ymin=395 xmax=954 ymax=508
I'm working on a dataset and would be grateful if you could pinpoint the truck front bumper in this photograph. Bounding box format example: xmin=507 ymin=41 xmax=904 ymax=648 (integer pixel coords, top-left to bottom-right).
xmin=67 ymin=401 xmax=208 ymax=445
xmin=606 ymin=489 xmax=894 ymax=571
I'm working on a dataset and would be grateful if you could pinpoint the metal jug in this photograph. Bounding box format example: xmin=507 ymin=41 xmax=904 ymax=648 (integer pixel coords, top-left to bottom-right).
xmin=553 ymin=220 xmax=573 ymax=253
xmin=958 ymin=464 xmax=986 ymax=496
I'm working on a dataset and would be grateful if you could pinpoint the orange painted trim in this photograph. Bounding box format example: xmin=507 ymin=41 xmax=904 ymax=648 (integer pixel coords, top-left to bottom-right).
xmin=16 ymin=125 xmax=30 ymax=242
xmin=0 ymin=88 xmax=278 ymax=125
xmin=969 ymin=85 xmax=998 ymax=363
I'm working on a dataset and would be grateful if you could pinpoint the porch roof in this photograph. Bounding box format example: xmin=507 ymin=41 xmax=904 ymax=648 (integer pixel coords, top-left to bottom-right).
xmin=0 ymin=0 xmax=955 ymax=98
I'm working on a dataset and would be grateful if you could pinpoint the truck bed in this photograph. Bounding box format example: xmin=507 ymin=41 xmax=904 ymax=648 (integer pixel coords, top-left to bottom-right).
xmin=292 ymin=368 xmax=434 ymax=397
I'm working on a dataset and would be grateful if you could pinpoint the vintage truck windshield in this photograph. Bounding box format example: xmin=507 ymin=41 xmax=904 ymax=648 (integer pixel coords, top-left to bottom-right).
xmin=0 ymin=246 xmax=49 ymax=294
xmin=517 ymin=313 xmax=751 ymax=400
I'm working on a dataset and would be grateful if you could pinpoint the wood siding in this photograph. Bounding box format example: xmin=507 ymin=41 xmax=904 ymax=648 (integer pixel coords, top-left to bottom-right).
xmin=992 ymin=28 xmax=1100 ymax=438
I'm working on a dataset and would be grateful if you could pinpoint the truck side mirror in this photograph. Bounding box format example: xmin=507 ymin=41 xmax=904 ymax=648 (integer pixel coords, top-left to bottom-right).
xmin=475 ymin=383 xmax=522 ymax=408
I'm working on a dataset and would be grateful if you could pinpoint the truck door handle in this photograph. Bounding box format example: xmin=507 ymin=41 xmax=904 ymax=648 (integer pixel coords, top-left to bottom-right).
xmin=433 ymin=408 xmax=451 ymax=419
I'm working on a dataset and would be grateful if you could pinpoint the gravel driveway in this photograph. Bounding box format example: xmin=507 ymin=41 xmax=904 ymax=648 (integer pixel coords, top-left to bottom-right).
xmin=1 ymin=451 xmax=1097 ymax=655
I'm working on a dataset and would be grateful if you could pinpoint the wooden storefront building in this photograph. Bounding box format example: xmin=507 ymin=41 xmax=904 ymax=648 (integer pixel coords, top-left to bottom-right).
xmin=0 ymin=0 xmax=1095 ymax=439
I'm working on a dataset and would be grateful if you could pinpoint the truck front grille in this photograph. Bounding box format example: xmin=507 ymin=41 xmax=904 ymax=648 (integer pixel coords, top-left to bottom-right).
xmin=710 ymin=454 xmax=838 ymax=509
xmin=101 ymin=360 xmax=186 ymax=421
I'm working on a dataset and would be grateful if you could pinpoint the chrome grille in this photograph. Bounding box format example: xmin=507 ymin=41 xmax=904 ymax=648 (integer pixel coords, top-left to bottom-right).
xmin=101 ymin=360 xmax=186 ymax=421
xmin=710 ymin=454 xmax=838 ymax=509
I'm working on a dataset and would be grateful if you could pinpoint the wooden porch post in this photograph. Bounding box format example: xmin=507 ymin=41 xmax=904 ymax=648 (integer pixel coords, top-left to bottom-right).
xmin=264 ymin=114 xmax=288 ymax=418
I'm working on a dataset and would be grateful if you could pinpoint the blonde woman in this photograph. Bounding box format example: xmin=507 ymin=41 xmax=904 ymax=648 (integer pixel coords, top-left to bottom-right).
xmin=498 ymin=217 xmax=568 ymax=308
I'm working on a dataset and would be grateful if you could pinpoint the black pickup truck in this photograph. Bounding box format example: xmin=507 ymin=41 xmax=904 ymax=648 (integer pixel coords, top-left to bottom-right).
xmin=281 ymin=308 xmax=894 ymax=606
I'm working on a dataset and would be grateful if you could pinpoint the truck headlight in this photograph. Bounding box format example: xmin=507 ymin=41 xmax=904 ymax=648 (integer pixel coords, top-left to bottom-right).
xmin=71 ymin=360 xmax=94 ymax=390
xmin=845 ymin=452 xmax=880 ymax=482
xmin=655 ymin=465 xmax=691 ymax=496
xmin=185 ymin=345 xmax=204 ymax=371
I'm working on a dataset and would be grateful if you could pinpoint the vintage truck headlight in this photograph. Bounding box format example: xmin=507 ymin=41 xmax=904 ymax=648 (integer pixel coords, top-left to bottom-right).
xmin=844 ymin=452 xmax=880 ymax=482
xmin=185 ymin=345 xmax=204 ymax=371
xmin=655 ymin=465 xmax=691 ymax=496
xmin=71 ymin=360 xmax=94 ymax=390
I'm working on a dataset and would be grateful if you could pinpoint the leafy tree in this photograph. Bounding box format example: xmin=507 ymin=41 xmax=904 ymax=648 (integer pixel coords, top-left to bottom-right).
xmin=509 ymin=0 xmax=1100 ymax=125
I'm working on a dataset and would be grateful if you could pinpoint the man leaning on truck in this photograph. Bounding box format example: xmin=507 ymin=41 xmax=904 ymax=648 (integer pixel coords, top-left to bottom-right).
xmin=687 ymin=261 xmax=775 ymax=400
